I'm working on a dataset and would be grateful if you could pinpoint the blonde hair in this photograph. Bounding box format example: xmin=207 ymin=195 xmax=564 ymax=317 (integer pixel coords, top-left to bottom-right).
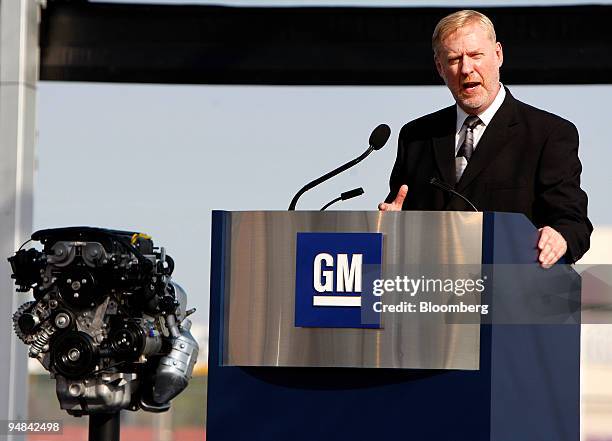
xmin=432 ymin=10 xmax=497 ymax=55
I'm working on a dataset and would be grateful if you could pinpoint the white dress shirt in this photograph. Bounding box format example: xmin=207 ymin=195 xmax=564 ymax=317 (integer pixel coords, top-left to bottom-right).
xmin=455 ymin=84 xmax=506 ymax=182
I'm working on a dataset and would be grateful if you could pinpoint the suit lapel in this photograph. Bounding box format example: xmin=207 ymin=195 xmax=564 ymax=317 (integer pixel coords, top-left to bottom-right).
xmin=431 ymin=106 xmax=457 ymax=187
xmin=455 ymin=89 xmax=519 ymax=193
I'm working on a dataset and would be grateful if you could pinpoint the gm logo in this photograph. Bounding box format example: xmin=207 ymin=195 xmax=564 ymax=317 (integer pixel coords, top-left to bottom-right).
xmin=313 ymin=253 xmax=363 ymax=306
xmin=295 ymin=232 xmax=382 ymax=328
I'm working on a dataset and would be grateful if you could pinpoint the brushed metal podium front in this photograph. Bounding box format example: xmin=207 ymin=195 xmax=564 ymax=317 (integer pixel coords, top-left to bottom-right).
xmin=207 ymin=210 xmax=580 ymax=441
xmin=223 ymin=211 xmax=482 ymax=369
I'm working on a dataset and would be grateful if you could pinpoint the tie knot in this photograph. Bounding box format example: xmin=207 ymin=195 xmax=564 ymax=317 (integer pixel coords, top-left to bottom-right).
xmin=464 ymin=115 xmax=481 ymax=130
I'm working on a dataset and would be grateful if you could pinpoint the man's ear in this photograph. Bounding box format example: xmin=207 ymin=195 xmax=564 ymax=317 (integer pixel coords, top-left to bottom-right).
xmin=496 ymin=42 xmax=504 ymax=68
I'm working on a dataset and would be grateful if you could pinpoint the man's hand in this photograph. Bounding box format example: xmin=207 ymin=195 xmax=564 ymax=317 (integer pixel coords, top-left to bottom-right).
xmin=378 ymin=185 xmax=408 ymax=211
xmin=538 ymin=226 xmax=567 ymax=268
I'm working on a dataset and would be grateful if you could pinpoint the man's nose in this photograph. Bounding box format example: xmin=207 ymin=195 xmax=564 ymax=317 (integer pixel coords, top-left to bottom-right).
xmin=461 ymin=55 xmax=474 ymax=75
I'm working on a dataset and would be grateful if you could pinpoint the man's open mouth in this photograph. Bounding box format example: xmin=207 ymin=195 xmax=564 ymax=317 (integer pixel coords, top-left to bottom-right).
xmin=462 ymin=82 xmax=481 ymax=92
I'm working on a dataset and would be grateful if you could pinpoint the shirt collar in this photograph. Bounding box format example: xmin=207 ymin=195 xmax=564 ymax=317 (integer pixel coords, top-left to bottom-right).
xmin=456 ymin=83 xmax=506 ymax=132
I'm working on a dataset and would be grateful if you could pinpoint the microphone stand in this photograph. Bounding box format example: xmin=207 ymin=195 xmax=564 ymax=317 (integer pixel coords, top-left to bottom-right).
xmin=289 ymin=146 xmax=374 ymax=211
xmin=429 ymin=178 xmax=479 ymax=212
xmin=320 ymin=187 xmax=364 ymax=211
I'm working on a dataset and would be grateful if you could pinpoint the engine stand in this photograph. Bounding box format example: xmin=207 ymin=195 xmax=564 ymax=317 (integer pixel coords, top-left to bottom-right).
xmin=89 ymin=412 xmax=120 ymax=441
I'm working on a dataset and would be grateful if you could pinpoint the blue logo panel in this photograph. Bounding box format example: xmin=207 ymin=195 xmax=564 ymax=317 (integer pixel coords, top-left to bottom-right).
xmin=295 ymin=232 xmax=382 ymax=328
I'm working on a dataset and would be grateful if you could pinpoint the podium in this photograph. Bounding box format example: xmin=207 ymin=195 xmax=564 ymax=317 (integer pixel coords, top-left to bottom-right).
xmin=207 ymin=211 xmax=580 ymax=441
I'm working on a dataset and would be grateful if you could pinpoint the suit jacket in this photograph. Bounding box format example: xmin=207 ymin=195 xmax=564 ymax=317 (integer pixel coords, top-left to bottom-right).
xmin=386 ymin=87 xmax=592 ymax=262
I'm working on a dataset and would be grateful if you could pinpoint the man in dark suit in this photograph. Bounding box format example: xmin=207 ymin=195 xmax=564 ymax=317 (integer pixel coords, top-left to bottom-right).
xmin=379 ymin=9 xmax=592 ymax=265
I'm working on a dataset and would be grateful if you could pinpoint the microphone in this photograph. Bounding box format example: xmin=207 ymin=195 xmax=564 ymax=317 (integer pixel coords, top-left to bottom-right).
xmin=288 ymin=124 xmax=391 ymax=210
xmin=369 ymin=124 xmax=391 ymax=150
xmin=320 ymin=187 xmax=365 ymax=211
xmin=429 ymin=177 xmax=479 ymax=212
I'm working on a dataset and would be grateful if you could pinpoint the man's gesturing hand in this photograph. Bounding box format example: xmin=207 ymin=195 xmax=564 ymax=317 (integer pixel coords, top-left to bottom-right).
xmin=538 ymin=226 xmax=567 ymax=268
xmin=378 ymin=185 xmax=408 ymax=211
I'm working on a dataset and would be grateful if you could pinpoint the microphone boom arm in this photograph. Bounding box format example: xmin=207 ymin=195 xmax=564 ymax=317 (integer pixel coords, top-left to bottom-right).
xmin=429 ymin=178 xmax=479 ymax=212
xmin=288 ymin=146 xmax=374 ymax=210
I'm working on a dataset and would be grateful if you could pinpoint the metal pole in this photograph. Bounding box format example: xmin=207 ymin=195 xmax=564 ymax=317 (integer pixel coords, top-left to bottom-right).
xmin=89 ymin=412 xmax=121 ymax=441
xmin=0 ymin=1 xmax=40 ymax=438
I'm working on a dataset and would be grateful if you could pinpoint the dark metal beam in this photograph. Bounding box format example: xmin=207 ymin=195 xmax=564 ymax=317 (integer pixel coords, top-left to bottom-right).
xmin=40 ymin=2 xmax=612 ymax=85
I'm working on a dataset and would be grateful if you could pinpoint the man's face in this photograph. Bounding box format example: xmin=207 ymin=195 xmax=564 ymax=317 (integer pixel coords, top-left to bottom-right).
xmin=435 ymin=22 xmax=503 ymax=114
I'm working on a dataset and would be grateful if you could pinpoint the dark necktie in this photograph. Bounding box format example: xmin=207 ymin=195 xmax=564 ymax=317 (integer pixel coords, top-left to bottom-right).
xmin=456 ymin=115 xmax=482 ymax=182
